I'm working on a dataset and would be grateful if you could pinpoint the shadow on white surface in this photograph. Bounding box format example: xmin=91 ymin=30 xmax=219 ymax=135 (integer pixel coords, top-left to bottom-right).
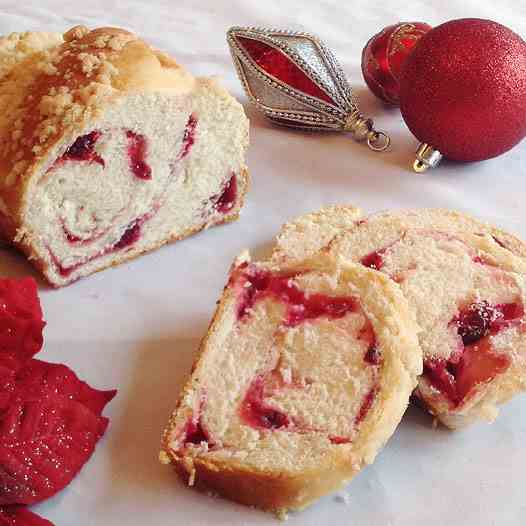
xmin=0 ymin=245 xmax=50 ymax=287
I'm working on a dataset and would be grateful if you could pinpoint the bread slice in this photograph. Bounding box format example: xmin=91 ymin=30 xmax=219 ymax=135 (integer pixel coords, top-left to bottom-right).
xmin=273 ymin=207 xmax=526 ymax=428
xmin=161 ymin=251 xmax=422 ymax=514
xmin=0 ymin=26 xmax=249 ymax=286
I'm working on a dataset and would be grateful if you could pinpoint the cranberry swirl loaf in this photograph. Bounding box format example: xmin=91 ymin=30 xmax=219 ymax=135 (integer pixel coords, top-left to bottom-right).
xmin=161 ymin=251 xmax=421 ymax=514
xmin=0 ymin=26 xmax=249 ymax=286
xmin=273 ymin=207 xmax=526 ymax=428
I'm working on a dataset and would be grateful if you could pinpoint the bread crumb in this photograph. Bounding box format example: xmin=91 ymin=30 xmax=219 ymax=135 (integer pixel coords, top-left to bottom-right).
xmin=158 ymin=451 xmax=171 ymax=465
xmin=276 ymin=509 xmax=289 ymax=521
xmin=78 ymin=52 xmax=101 ymax=75
xmin=334 ymin=491 xmax=351 ymax=505
xmin=63 ymin=25 xmax=89 ymax=42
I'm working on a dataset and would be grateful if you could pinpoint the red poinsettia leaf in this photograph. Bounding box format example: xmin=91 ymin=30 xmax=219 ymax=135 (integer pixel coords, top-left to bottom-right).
xmin=12 ymin=360 xmax=117 ymax=417
xmin=0 ymin=279 xmax=45 ymax=366
xmin=0 ymin=505 xmax=54 ymax=526
xmin=0 ymin=359 xmax=116 ymax=505
xmin=0 ymin=395 xmax=109 ymax=505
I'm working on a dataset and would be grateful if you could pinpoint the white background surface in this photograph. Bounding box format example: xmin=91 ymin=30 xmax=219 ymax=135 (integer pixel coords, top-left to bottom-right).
xmin=1 ymin=1 xmax=525 ymax=525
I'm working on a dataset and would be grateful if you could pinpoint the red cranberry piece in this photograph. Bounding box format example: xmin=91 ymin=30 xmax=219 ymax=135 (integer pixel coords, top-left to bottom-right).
xmin=364 ymin=344 xmax=381 ymax=365
xmin=240 ymin=376 xmax=290 ymax=430
xmin=62 ymin=131 xmax=105 ymax=166
xmin=355 ymin=385 xmax=379 ymax=425
xmin=453 ymin=340 xmax=510 ymax=403
xmin=113 ymin=222 xmax=141 ymax=250
xmin=423 ymin=358 xmax=458 ymax=402
xmin=329 ymin=436 xmax=352 ymax=444
xmin=492 ymin=236 xmax=508 ymax=250
xmin=126 ymin=131 xmax=152 ymax=180
xmin=237 ymin=37 xmax=334 ymax=104
xmin=258 ymin=408 xmax=290 ymax=429
xmin=424 ymin=343 xmax=511 ymax=407
xmin=361 ymin=249 xmax=385 ymax=270
xmin=178 ymin=114 xmax=198 ymax=160
xmin=423 ymin=301 xmax=522 ymax=406
xmin=214 ymin=174 xmax=238 ymax=214
xmin=453 ymin=301 xmax=522 ymax=346
xmin=184 ymin=418 xmax=210 ymax=446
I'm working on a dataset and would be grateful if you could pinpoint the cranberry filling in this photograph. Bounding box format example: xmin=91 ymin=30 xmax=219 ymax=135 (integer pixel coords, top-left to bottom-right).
xmin=214 ymin=174 xmax=238 ymax=214
xmin=453 ymin=301 xmax=522 ymax=345
xmin=355 ymin=385 xmax=379 ymax=425
xmin=492 ymin=235 xmax=508 ymax=250
xmin=364 ymin=344 xmax=381 ymax=366
xmin=329 ymin=436 xmax=352 ymax=445
xmin=182 ymin=417 xmax=211 ymax=446
xmin=240 ymin=375 xmax=290 ymax=430
xmin=423 ymin=301 xmax=522 ymax=406
xmin=360 ymin=249 xmax=386 ymax=271
xmin=52 ymin=221 xmax=143 ymax=277
xmin=61 ymin=131 xmax=105 ymax=166
xmin=50 ymin=118 xmax=200 ymax=279
xmin=113 ymin=222 xmax=142 ymax=250
xmin=237 ymin=37 xmax=334 ymax=104
xmin=235 ymin=264 xmax=357 ymax=326
xmin=358 ymin=319 xmax=381 ymax=365
xmin=126 ymin=130 xmax=152 ymax=180
xmin=178 ymin=114 xmax=198 ymax=160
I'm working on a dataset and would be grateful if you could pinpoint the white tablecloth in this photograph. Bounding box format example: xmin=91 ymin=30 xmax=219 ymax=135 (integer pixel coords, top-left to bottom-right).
xmin=1 ymin=1 xmax=525 ymax=525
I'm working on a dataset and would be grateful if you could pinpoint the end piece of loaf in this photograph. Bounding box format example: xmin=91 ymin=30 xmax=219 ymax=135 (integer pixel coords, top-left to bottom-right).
xmin=161 ymin=251 xmax=421 ymax=513
xmin=271 ymin=205 xmax=362 ymax=264
xmin=0 ymin=26 xmax=249 ymax=286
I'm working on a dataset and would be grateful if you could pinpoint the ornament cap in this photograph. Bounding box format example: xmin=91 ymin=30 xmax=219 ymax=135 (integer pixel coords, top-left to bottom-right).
xmin=413 ymin=143 xmax=443 ymax=173
xmin=344 ymin=113 xmax=390 ymax=151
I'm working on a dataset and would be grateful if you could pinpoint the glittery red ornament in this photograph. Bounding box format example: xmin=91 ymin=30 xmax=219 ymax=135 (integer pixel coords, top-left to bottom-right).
xmin=399 ymin=18 xmax=526 ymax=169
xmin=362 ymin=22 xmax=431 ymax=105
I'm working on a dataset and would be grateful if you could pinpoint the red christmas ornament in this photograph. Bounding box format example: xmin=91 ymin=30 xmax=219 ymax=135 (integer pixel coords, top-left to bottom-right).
xmin=362 ymin=22 xmax=431 ymax=105
xmin=399 ymin=18 xmax=526 ymax=172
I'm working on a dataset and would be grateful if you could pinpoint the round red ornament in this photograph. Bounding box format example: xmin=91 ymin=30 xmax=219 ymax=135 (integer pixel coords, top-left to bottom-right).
xmin=399 ymin=18 xmax=526 ymax=171
xmin=362 ymin=22 xmax=431 ymax=105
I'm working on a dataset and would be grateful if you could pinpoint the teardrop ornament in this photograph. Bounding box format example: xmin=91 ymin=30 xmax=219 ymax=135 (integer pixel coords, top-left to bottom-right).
xmin=227 ymin=26 xmax=390 ymax=151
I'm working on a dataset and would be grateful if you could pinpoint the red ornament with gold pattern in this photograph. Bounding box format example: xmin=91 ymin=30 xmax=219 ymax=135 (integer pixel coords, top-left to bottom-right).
xmin=361 ymin=22 xmax=431 ymax=105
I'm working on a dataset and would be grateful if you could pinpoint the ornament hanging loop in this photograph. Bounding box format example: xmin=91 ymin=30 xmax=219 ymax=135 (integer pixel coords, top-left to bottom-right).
xmin=344 ymin=111 xmax=390 ymax=152
xmin=413 ymin=142 xmax=443 ymax=173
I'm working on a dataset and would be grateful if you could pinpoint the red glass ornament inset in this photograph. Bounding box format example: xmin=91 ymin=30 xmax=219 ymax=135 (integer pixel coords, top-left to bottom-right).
xmin=362 ymin=22 xmax=431 ymax=105
xmin=237 ymin=36 xmax=334 ymax=104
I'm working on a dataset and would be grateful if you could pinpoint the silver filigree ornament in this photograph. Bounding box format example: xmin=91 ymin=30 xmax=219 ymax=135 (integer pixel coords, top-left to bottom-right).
xmin=227 ymin=26 xmax=390 ymax=151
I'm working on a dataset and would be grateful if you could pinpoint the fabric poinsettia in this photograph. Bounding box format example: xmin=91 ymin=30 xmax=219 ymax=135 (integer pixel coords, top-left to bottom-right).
xmin=0 ymin=278 xmax=45 ymax=375
xmin=0 ymin=505 xmax=54 ymax=525
xmin=0 ymin=277 xmax=117 ymax=524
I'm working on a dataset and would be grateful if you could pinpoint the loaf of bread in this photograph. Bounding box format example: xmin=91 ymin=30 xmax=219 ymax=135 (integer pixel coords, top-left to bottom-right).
xmin=161 ymin=251 xmax=421 ymax=514
xmin=274 ymin=207 xmax=526 ymax=428
xmin=0 ymin=26 xmax=249 ymax=286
